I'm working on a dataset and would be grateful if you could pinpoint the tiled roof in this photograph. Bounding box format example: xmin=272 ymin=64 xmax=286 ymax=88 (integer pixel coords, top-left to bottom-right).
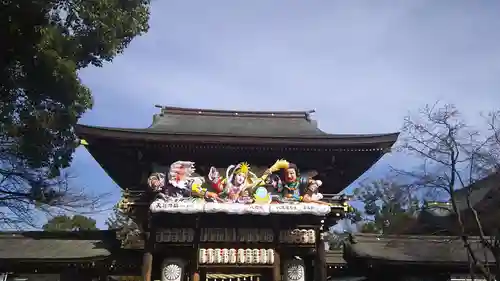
xmin=1 ymin=230 xmax=487 ymax=266
xmin=75 ymin=106 xmax=399 ymax=145
xmin=0 ymin=230 xmax=119 ymax=261
xmin=345 ymin=233 xmax=494 ymax=264
xmin=454 ymin=171 xmax=500 ymax=211
xmin=326 ymin=249 xmax=346 ymax=264
xmin=149 ymin=106 xmax=326 ymax=137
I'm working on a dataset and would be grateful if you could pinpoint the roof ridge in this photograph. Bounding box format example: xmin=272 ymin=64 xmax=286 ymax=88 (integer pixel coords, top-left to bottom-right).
xmin=0 ymin=230 xmax=117 ymax=240
xmin=352 ymin=233 xmax=487 ymax=242
xmin=155 ymin=105 xmax=315 ymax=119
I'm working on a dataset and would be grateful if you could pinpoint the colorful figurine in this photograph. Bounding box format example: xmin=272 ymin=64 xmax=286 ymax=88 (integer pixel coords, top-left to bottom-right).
xmin=238 ymin=186 xmax=254 ymax=204
xmin=278 ymin=163 xmax=306 ymax=201
xmin=253 ymin=186 xmax=272 ymax=204
xmin=275 ymin=162 xmax=329 ymax=205
xmin=208 ymin=162 xmax=258 ymax=203
xmin=301 ymin=178 xmax=329 ymax=205
xmin=148 ymin=161 xmax=220 ymax=201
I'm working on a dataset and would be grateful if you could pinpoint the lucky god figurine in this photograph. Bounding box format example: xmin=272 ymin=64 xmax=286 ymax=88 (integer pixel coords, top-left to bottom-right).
xmin=276 ymin=162 xmax=329 ymax=205
xmin=238 ymin=187 xmax=254 ymax=204
xmin=208 ymin=162 xmax=259 ymax=203
xmin=302 ymin=178 xmax=330 ymax=205
xmin=148 ymin=161 xmax=220 ymax=202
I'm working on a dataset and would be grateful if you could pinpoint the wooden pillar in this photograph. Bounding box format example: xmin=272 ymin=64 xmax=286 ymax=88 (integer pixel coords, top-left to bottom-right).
xmin=272 ymin=216 xmax=281 ymax=281
xmin=273 ymin=251 xmax=281 ymax=281
xmin=191 ymin=215 xmax=202 ymax=281
xmin=305 ymin=255 xmax=315 ymax=281
xmin=142 ymin=251 xmax=153 ymax=281
xmin=315 ymin=227 xmax=326 ymax=281
xmin=142 ymin=229 xmax=155 ymax=281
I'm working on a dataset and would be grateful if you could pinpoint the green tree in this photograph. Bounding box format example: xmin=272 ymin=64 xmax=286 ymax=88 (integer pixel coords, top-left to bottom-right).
xmin=324 ymin=231 xmax=348 ymax=250
xmin=0 ymin=0 xmax=150 ymax=228
xmin=106 ymin=204 xmax=136 ymax=230
xmin=327 ymin=179 xmax=419 ymax=249
xmin=43 ymin=215 xmax=97 ymax=231
xmin=106 ymin=204 xmax=141 ymax=248
xmin=327 ymin=205 xmax=363 ymax=249
xmin=353 ymin=178 xmax=419 ymax=234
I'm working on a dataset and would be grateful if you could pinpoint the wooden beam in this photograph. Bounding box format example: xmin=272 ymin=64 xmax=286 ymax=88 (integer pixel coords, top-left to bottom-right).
xmin=191 ymin=215 xmax=201 ymax=281
xmin=272 ymin=216 xmax=281 ymax=281
xmin=315 ymin=226 xmax=327 ymax=281
xmin=142 ymin=226 xmax=154 ymax=281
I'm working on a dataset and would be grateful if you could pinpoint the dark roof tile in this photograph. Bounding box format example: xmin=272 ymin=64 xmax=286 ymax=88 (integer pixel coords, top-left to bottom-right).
xmin=0 ymin=230 xmax=491 ymax=266
xmin=345 ymin=233 xmax=494 ymax=264
xmin=0 ymin=230 xmax=118 ymax=261
xmin=76 ymin=106 xmax=400 ymax=147
xmin=326 ymin=249 xmax=346 ymax=264
xmin=149 ymin=106 xmax=325 ymax=137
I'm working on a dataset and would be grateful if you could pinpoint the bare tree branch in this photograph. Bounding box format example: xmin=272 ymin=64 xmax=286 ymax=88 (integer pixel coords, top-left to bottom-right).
xmin=0 ymin=139 xmax=111 ymax=229
xmin=394 ymin=103 xmax=500 ymax=281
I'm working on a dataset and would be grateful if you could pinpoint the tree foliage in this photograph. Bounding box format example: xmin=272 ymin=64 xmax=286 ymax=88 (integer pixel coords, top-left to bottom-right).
xmin=0 ymin=0 xmax=150 ymax=228
xmin=0 ymin=170 xmax=105 ymax=228
xmin=324 ymin=231 xmax=348 ymax=250
xmin=106 ymin=204 xmax=141 ymax=248
xmin=353 ymin=178 xmax=419 ymax=234
xmin=327 ymin=177 xmax=420 ymax=250
xmin=106 ymin=204 xmax=137 ymax=230
xmin=43 ymin=214 xmax=97 ymax=231
xmin=1 ymin=0 xmax=150 ymax=173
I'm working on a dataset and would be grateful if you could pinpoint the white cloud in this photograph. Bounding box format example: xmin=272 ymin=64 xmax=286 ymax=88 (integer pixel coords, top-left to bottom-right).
xmin=74 ymin=1 xmax=500 ymax=228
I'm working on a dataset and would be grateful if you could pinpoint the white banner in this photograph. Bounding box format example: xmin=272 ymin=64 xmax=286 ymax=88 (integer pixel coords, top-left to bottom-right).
xmin=150 ymin=199 xmax=331 ymax=216
xmin=150 ymin=199 xmax=204 ymax=214
xmin=269 ymin=203 xmax=331 ymax=215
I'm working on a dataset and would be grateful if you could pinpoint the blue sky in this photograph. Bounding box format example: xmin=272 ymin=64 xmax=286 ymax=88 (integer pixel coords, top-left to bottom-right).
xmin=68 ymin=1 xmax=500 ymax=229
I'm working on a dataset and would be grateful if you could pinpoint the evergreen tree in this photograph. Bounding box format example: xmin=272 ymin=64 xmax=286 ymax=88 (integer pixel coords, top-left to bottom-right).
xmin=106 ymin=204 xmax=137 ymax=230
xmin=43 ymin=215 xmax=97 ymax=231
xmin=353 ymin=178 xmax=419 ymax=234
xmin=106 ymin=204 xmax=141 ymax=248
xmin=0 ymin=0 xmax=150 ymax=228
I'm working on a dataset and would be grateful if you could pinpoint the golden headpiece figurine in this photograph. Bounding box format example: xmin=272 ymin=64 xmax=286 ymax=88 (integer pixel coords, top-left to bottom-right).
xmin=234 ymin=162 xmax=250 ymax=175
